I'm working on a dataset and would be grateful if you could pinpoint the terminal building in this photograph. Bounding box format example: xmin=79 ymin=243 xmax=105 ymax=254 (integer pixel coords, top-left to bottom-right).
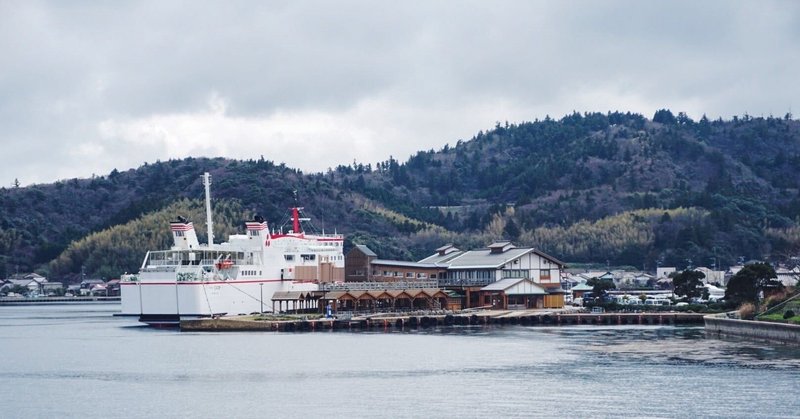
xmin=345 ymin=241 xmax=566 ymax=310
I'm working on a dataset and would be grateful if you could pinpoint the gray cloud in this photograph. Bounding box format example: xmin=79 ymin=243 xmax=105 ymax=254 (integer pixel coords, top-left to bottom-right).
xmin=1 ymin=1 xmax=798 ymax=185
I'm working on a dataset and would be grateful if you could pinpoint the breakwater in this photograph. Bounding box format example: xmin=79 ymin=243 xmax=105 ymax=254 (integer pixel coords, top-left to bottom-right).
xmin=704 ymin=313 xmax=800 ymax=344
xmin=181 ymin=311 xmax=705 ymax=331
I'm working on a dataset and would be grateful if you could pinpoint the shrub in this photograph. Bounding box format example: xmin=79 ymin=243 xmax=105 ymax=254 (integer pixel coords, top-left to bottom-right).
xmin=738 ymin=302 xmax=756 ymax=320
xmin=764 ymin=296 xmax=782 ymax=310
xmin=783 ymin=310 xmax=795 ymax=320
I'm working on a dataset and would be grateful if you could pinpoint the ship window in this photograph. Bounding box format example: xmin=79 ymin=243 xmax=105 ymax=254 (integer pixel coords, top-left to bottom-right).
xmin=285 ymin=255 xmax=294 ymax=261
xmin=175 ymin=231 xmax=184 ymax=237
xmin=301 ymin=254 xmax=316 ymax=261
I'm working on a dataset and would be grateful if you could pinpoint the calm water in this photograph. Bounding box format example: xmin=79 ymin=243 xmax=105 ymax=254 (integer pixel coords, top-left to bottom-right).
xmin=1 ymin=304 xmax=799 ymax=419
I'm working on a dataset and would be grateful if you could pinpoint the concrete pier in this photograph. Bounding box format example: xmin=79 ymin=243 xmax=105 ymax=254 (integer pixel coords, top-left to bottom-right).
xmin=180 ymin=311 xmax=706 ymax=332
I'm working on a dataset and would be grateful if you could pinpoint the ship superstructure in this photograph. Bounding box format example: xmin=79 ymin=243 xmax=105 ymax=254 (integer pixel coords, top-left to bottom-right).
xmin=120 ymin=173 xmax=344 ymax=325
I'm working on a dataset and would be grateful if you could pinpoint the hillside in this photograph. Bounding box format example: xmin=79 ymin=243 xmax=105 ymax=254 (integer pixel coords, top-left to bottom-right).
xmin=2 ymin=110 xmax=800 ymax=280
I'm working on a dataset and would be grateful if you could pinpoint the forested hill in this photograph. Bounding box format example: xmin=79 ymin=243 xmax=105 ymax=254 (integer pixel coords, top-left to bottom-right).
xmin=2 ymin=110 xmax=800 ymax=281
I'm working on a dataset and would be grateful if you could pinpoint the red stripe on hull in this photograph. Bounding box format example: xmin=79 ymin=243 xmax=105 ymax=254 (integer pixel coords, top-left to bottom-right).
xmin=121 ymin=279 xmax=295 ymax=286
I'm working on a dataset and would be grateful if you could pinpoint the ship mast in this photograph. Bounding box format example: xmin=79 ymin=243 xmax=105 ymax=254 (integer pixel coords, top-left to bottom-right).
xmin=203 ymin=172 xmax=214 ymax=247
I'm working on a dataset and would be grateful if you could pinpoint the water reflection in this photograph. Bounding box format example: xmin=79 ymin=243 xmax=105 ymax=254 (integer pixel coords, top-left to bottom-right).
xmin=554 ymin=325 xmax=800 ymax=369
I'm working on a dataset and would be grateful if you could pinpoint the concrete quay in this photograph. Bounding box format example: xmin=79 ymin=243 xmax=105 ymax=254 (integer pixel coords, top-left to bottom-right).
xmin=704 ymin=313 xmax=800 ymax=344
xmin=180 ymin=310 xmax=706 ymax=332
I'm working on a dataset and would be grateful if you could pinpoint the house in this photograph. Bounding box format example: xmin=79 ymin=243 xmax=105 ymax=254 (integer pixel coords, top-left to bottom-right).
xmin=1 ymin=273 xmax=50 ymax=296
xmin=775 ymin=267 xmax=800 ymax=287
xmin=42 ymin=282 xmax=64 ymax=296
xmin=105 ymin=279 xmax=121 ymax=296
xmin=570 ymin=282 xmax=594 ymax=300
xmin=694 ymin=267 xmax=725 ymax=285
xmin=79 ymin=279 xmax=106 ymax=296
xmin=1 ymin=279 xmax=39 ymax=295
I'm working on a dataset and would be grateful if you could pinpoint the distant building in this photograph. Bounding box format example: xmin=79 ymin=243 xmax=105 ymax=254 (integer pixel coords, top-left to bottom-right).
xmin=775 ymin=267 xmax=800 ymax=287
xmin=344 ymin=245 xmax=377 ymax=281
xmin=1 ymin=273 xmax=57 ymax=296
xmin=694 ymin=267 xmax=726 ymax=285
xmin=657 ymin=267 xmax=676 ymax=280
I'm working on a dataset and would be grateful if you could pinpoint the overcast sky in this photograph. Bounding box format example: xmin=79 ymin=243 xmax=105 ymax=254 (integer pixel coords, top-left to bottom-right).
xmin=1 ymin=1 xmax=798 ymax=186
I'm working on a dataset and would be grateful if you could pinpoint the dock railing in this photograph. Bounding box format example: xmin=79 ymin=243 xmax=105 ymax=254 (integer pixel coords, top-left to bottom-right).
xmin=320 ymin=280 xmax=437 ymax=291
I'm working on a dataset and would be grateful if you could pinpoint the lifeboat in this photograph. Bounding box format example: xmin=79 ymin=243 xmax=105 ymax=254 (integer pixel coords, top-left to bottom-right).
xmin=215 ymin=259 xmax=234 ymax=270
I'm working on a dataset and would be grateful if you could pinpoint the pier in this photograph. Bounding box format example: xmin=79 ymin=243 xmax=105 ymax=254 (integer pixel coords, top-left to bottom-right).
xmin=0 ymin=296 xmax=120 ymax=305
xmin=180 ymin=310 xmax=706 ymax=331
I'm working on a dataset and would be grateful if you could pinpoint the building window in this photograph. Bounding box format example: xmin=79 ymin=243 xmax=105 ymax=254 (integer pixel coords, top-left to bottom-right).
xmin=503 ymin=269 xmax=526 ymax=278
xmin=406 ymin=272 xmax=414 ymax=278
xmin=541 ymin=269 xmax=551 ymax=281
xmin=430 ymin=273 xmax=437 ymax=279
xmin=355 ymin=269 xmax=364 ymax=276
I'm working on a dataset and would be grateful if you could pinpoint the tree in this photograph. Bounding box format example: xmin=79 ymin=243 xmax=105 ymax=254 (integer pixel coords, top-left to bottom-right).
xmin=724 ymin=262 xmax=782 ymax=306
xmin=653 ymin=109 xmax=676 ymax=124
xmin=587 ymin=277 xmax=616 ymax=302
xmin=672 ymin=270 xmax=705 ymax=300
xmin=503 ymin=218 xmax=520 ymax=240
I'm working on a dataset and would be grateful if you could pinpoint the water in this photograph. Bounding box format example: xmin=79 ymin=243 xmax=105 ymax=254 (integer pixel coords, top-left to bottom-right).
xmin=1 ymin=304 xmax=799 ymax=419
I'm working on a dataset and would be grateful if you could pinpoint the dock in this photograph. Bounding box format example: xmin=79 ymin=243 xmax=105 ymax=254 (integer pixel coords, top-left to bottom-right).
xmin=180 ymin=310 xmax=706 ymax=331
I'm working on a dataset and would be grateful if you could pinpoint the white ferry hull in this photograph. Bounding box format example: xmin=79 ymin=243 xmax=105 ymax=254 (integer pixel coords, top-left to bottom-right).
xmin=121 ymin=278 xmax=319 ymax=325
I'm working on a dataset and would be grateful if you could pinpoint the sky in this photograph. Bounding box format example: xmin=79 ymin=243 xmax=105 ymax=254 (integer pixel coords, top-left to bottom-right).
xmin=1 ymin=1 xmax=799 ymax=186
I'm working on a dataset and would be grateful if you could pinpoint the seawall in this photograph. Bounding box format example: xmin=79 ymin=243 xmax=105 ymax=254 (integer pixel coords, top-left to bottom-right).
xmin=704 ymin=313 xmax=800 ymax=344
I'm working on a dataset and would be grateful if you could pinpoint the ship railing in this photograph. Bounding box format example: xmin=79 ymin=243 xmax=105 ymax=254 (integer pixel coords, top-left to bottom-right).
xmin=141 ymin=266 xmax=177 ymax=273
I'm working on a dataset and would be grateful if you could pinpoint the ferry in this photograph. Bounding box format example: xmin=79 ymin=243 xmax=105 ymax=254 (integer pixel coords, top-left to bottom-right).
xmin=119 ymin=173 xmax=344 ymax=325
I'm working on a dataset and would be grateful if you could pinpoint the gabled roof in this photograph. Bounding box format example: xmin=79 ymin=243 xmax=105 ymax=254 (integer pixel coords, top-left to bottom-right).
xmin=421 ymin=243 xmax=565 ymax=270
xmin=272 ymin=291 xmax=303 ymax=301
xmin=418 ymin=250 xmax=465 ymax=265
xmin=571 ymin=283 xmax=594 ymax=291
xmin=4 ymin=279 xmax=36 ymax=287
xmin=444 ymin=247 xmax=534 ymax=269
xmin=352 ymin=245 xmax=377 ymax=257
xmin=481 ymin=278 xmax=547 ymax=295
